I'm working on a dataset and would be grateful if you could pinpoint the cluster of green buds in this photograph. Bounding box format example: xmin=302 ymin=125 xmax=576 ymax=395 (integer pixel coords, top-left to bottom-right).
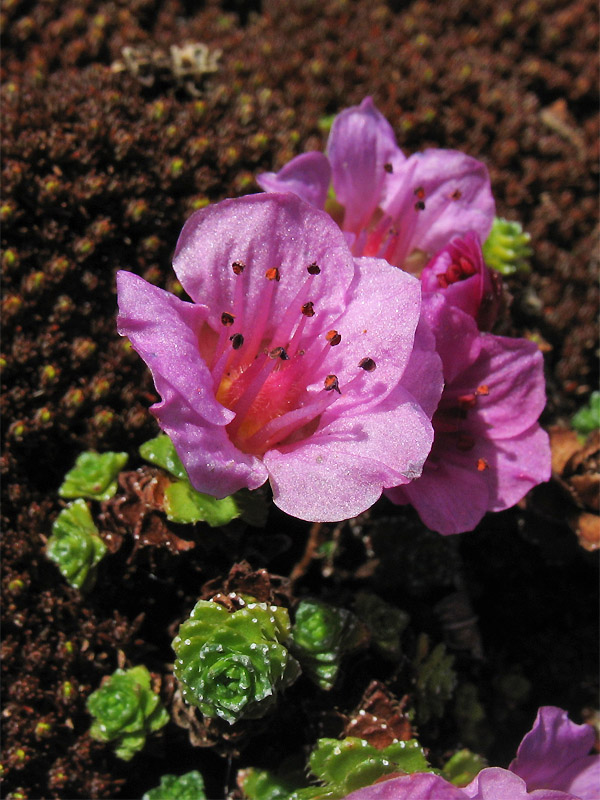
xmin=291 ymin=599 xmax=363 ymax=690
xmin=482 ymin=216 xmax=533 ymax=275
xmin=142 ymin=770 xmax=207 ymax=800
xmin=46 ymin=499 xmax=107 ymax=591
xmin=172 ymin=595 xmax=300 ymax=724
xmin=86 ymin=665 xmax=169 ymax=760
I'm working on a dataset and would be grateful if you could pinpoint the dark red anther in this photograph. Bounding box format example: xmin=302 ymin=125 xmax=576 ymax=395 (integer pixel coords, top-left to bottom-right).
xmin=459 ymin=256 xmax=477 ymax=276
xmin=476 ymin=384 xmax=489 ymax=396
xmin=221 ymin=311 xmax=235 ymax=326
xmin=307 ymin=262 xmax=321 ymax=275
xmin=458 ymin=393 xmax=477 ymax=411
xmin=384 ymin=162 xmax=394 ymax=173
xmin=414 ymin=186 xmax=425 ymax=199
xmin=477 ymin=457 xmax=489 ymax=471
xmin=450 ymin=189 xmax=462 ymax=200
xmin=414 ymin=200 xmax=426 ymax=211
xmin=269 ymin=346 xmax=289 ymax=360
xmin=230 ymin=333 xmax=244 ymax=350
xmin=456 ymin=433 xmax=476 ymax=451
xmin=358 ymin=357 xmax=376 ymax=372
xmin=265 ymin=267 xmax=280 ymax=281
xmin=301 ymin=301 xmax=315 ymax=317
xmin=437 ymin=274 xmax=450 ymax=289
xmin=232 ymin=260 xmax=246 ymax=274
xmin=326 ymin=330 xmax=341 ymax=346
xmin=324 ymin=374 xmax=341 ymax=394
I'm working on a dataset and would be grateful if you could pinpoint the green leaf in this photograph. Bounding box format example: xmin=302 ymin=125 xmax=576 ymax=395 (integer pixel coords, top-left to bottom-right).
xmin=353 ymin=592 xmax=409 ymax=660
xmin=414 ymin=634 xmax=457 ymax=725
xmin=87 ymin=665 xmax=168 ymax=761
xmin=142 ymin=771 xmax=207 ymax=800
xmin=46 ymin=499 xmax=107 ymax=590
xmin=441 ymin=749 xmax=487 ymax=787
xmin=572 ymin=391 xmax=600 ymax=436
xmin=139 ymin=434 xmax=188 ymax=480
xmin=141 ymin=434 xmax=242 ymax=527
xmin=239 ymin=767 xmax=305 ymax=800
xmin=164 ymin=480 xmax=240 ymax=526
xmin=59 ymin=451 xmax=128 ymax=501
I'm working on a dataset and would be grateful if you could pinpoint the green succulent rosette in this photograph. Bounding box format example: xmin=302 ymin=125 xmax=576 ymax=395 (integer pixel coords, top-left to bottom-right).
xmin=289 ymin=737 xmax=431 ymax=799
xmin=142 ymin=770 xmax=207 ymax=800
xmin=291 ymin=599 xmax=361 ymax=690
xmin=87 ymin=665 xmax=169 ymax=760
xmin=58 ymin=451 xmax=128 ymax=501
xmin=482 ymin=216 xmax=532 ymax=275
xmin=46 ymin=499 xmax=107 ymax=591
xmin=572 ymin=390 xmax=600 ymax=436
xmin=172 ymin=596 xmax=300 ymax=725
xmin=353 ymin=592 xmax=409 ymax=660
xmin=414 ymin=634 xmax=457 ymax=724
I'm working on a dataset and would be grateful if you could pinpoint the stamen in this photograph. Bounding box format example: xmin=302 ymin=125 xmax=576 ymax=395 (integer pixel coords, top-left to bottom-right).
xmin=265 ymin=267 xmax=280 ymax=281
xmin=458 ymin=393 xmax=477 ymax=410
xmin=476 ymin=385 xmax=489 ymax=396
xmin=384 ymin=163 xmax=394 ymax=173
xmin=221 ymin=312 xmax=235 ymax=326
xmin=307 ymin=262 xmax=320 ymax=275
xmin=326 ymin=330 xmax=342 ymax=346
xmin=358 ymin=357 xmax=376 ymax=372
xmin=414 ymin=187 xmax=425 ymax=199
xmin=301 ymin=302 xmax=315 ymax=317
xmin=230 ymin=333 xmax=244 ymax=350
xmin=414 ymin=200 xmax=426 ymax=211
xmin=232 ymin=260 xmax=245 ymax=275
xmin=477 ymin=458 xmax=489 ymax=471
xmin=269 ymin=346 xmax=289 ymax=360
xmin=450 ymin=189 xmax=462 ymax=200
xmin=324 ymin=374 xmax=341 ymax=394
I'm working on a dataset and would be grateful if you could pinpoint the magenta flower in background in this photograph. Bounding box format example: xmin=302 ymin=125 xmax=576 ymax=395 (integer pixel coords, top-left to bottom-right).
xmin=341 ymin=707 xmax=599 ymax=800
xmin=117 ymin=193 xmax=442 ymax=522
xmin=385 ymin=293 xmax=551 ymax=534
xmin=420 ymin=232 xmax=504 ymax=331
xmin=258 ymin=97 xmax=496 ymax=274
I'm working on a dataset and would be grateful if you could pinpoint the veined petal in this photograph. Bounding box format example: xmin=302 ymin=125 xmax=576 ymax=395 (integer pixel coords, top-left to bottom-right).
xmin=257 ymin=151 xmax=331 ymax=209
xmin=383 ymin=149 xmax=495 ymax=265
xmin=152 ymin=375 xmax=268 ymax=497
xmin=343 ymin=773 xmax=467 ymax=800
xmin=317 ymin=257 xmax=423 ymax=411
xmin=264 ymin=390 xmax=433 ymax=522
xmin=464 ymin=768 xmax=574 ymax=800
xmin=509 ymin=707 xmax=598 ymax=798
xmin=173 ymin=193 xmax=355 ymax=335
xmin=117 ymin=271 xmax=232 ymax=426
xmin=328 ymin=97 xmax=405 ymax=233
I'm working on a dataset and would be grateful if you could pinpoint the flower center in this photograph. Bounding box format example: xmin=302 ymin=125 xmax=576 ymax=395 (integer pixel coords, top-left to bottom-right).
xmin=201 ymin=260 xmax=376 ymax=457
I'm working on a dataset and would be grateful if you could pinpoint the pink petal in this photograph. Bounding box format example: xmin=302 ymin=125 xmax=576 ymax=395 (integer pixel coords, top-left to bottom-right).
xmin=464 ymin=768 xmax=574 ymax=800
xmin=383 ymin=150 xmax=495 ymax=265
xmin=173 ymin=193 xmax=355 ymax=335
xmin=400 ymin=315 xmax=444 ymax=419
xmin=256 ymin=151 xmax=331 ymax=209
xmin=342 ymin=773 xmax=467 ymax=800
xmin=328 ymin=96 xmax=405 ymax=233
xmin=510 ymin=707 xmax=598 ymax=798
xmin=116 ymin=271 xmax=231 ymax=426
xmin=318 ymin=257 xmax=423 ymax=411
xmin=151 ymin=375 xmax=268 ymax=497
xmin=264 ymin=388 xmax=434 ymax=522
xmin=386 ymin=440 xmax=491 ymax=535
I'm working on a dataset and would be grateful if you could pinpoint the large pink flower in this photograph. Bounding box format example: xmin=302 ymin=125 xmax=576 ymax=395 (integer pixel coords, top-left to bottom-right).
xmin=341 ymin=707 xmax=599 ymax=800
xmin=117 ymin=193 xmax=442 ymax=522
xmin=385 ymin=294 xmax=551 ymax=534
xmin=258 ymin=97 xmax=495 ymax=273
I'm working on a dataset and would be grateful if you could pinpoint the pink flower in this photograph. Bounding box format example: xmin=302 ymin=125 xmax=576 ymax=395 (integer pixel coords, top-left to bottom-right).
xmin=385 ymin=294 xmax=551 ymax=534
xmin=117 ymin=193 xmax=442 ymax=522
xmin=341 ymin=707 xmax=599 ymax=800
xmin=258 ymin=97 xmax=495 ymax=273
xmin=420 ymin=232 xmax=504 ymax=331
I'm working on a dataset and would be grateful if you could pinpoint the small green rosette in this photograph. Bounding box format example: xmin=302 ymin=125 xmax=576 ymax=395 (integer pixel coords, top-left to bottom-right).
xmin=87 ymin=665 xmax=169 ymax=760
xmin=46 ymin=499 xmax=107 ymax=591
xmin=172 ymin=597 xmax=300 ymax=725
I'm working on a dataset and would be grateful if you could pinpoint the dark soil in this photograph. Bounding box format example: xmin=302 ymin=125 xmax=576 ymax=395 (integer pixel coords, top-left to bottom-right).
xmin=1 ymin=1 xmax=598 ymax=798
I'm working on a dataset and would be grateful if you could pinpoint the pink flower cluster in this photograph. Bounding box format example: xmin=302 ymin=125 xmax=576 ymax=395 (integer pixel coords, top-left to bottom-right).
xmin=342 ymin=706 xmax=600 ymax=800
xmin=117 ymin=98 xmax=550 ymax=533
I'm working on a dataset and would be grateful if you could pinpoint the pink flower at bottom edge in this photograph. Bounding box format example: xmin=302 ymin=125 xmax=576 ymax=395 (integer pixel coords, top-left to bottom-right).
xmin=386 ymin=294 xmax=551 ymax=534
xmin=117 ymin=193 xmax=442 ymax=522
